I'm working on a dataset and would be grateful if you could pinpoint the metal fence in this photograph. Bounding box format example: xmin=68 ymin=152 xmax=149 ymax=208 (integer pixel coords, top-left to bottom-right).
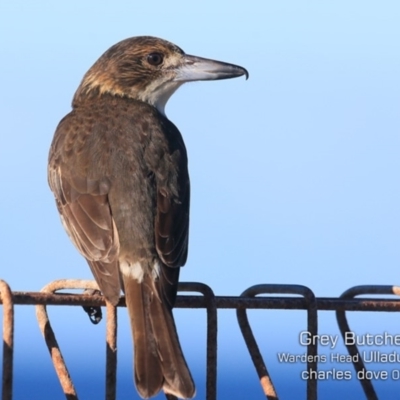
xmin=1 ymin=279 xmax=400 ymax=400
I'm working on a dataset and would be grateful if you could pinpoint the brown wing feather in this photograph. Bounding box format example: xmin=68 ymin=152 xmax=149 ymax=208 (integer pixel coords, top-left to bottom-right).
xmin=48 ymin=116 xmax=121 ymax=305
xmin=154 ymin=117 xmax=190 ymax=268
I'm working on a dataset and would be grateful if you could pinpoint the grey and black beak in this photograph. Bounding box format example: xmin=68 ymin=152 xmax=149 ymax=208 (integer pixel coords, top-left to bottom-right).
xmin=175 ymin=54 xmax=249 ymax=82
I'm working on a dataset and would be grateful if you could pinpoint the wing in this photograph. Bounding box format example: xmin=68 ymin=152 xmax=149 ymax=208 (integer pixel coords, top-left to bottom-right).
xmin=48 ymin=115 xmax=121 ymax=305
xmin=154 ymin=117 xmax=190 ymax=268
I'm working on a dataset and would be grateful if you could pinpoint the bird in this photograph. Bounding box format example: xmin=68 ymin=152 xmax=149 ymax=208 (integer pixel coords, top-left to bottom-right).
xmin=48 ymin=36 xmax=248 ymax=399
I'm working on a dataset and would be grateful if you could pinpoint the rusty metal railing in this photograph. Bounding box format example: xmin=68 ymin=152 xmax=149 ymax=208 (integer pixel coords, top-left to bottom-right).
xmin=1 ymin=279 xmax=400 ymax=400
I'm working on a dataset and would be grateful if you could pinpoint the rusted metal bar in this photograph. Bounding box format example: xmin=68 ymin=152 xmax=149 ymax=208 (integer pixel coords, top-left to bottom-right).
xmin=178 ymin=283 xmax=217 ymax=400
xmin=336 ymin=285 xmax=400 ymax=400
xmin=5 ymin=292 xmax=400 ymax=312
xmin=2 ymin=280 xmax=400 ymax=400
xmin=105 ymin=302 xmax=117 ymax=400
xmin=237 ymin=288 xmax=278 ymax=400
xmin=0 ymin=280 xmax=14 ymax=400
xmin=237 ymin=284 xmax=318 ymax=400
xmin=36 ymin=280 xmax=102 ymax=400
xmin=36 ymin=280 xmax=118 ymax=400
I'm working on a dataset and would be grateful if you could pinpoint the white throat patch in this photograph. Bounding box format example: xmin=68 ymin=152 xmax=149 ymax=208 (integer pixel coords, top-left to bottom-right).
xmin=138 ymin=80 xmax=183 ymax=116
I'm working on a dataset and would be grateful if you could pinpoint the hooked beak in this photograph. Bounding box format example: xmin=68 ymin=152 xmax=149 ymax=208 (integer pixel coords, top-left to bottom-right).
xmin=175 ymin=54 xmax=249 ymax=82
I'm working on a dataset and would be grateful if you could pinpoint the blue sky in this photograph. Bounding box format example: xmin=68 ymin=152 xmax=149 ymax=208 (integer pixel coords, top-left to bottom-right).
xmin=1 ymin=1 xmax=400 ymax=399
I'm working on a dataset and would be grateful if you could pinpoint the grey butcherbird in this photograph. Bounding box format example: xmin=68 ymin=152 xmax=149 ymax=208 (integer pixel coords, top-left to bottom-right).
xmin=48 ymin=36 xmax=248 ymax=399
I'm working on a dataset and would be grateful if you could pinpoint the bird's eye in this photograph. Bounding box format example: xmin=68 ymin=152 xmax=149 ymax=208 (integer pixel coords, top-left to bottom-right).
xmin=147 ymin=52 xmax=164 ymax=66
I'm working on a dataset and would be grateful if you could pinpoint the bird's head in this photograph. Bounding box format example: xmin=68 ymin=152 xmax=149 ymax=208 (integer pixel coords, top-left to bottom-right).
xmin=73 ymin=36 xmax=248 ymax=114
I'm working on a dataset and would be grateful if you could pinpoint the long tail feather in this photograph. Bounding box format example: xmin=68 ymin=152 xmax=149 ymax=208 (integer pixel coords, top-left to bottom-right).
xmin=122 ymin=270 xmax=195 ymax=399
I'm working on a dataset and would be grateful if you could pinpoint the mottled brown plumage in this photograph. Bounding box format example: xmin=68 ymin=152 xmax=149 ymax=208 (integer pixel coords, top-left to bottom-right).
xmin=48 ymin=36 xmax=247 ymax=399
